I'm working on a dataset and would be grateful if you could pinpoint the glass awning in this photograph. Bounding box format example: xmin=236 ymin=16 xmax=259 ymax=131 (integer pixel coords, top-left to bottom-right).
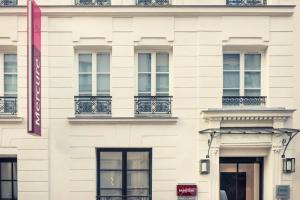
xmin=199 ymin=127 xmax=300 ymax=135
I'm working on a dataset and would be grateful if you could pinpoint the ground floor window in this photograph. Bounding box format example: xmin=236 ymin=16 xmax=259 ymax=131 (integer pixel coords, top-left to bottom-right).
xmin=0 ymin=158 xmax=17 ymax=200
xmin=96 ymin=148 xmax=152 ymax=200
xmin=220 ymin=157 xmax=263 ymax=200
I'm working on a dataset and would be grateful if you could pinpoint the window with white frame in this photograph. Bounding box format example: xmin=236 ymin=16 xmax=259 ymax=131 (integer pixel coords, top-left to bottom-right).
xmin=137 ymin=52 xmax=170 ymax=96
xmin=0 ymin=54 xmax=17 ymax=97
xmin=78 ymin=52 xmax=110 ymax=96
xmin=223 ymin=53 xmax=262 ymax=97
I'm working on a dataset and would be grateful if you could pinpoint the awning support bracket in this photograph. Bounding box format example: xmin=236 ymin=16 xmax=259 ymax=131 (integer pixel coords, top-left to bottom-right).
xmin=282 ymin=130 xmax=300 ymax=158
xmin=206 ymin=131 xmax=216 ymax=158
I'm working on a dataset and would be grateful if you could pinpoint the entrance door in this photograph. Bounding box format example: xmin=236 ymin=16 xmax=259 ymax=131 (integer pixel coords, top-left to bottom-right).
xmin=220 ymin=172 xmax=246 ymax=200
xmin=220 ymin=157 xmax=263 ymax=200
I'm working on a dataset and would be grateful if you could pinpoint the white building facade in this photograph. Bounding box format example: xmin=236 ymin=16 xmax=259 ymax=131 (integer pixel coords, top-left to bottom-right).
xmin=0 ymin=0 xmax=299 ymax=200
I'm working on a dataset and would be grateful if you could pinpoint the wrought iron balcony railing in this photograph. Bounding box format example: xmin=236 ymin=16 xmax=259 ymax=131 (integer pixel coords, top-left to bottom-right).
xmin=136 ymin=0 xmax=170 ymax=6
xmin=134 ymin=96 xmax=172 ymax=115
xmin=226 ymin=0 xmax=266 ymax=6
xmin=74 ymin=96 xmax=112 ymax=115
xmin=0 ymin=97 xmax=17 ymax=115
xmin=0 ymin=0 xmax=17 ymax=6
xmin=97 ymin=196 xmax=150 ymax=200
xmin=75 ymin=0 xmax=111 ymax=6
xmin=222 ymin=96 xmax=266 ymax=107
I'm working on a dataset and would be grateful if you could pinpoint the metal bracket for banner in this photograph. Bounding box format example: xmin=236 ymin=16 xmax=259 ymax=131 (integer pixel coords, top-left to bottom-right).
xmin=281 ymin=130 xmax=300 ymax=158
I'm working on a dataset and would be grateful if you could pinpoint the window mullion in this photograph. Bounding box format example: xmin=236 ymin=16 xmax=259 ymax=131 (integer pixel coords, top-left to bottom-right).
xmin=151 ymin=52 xmax=156 ymax=96
xmin=0 ymin=54 xmax=4 ymax=96
xmin=122 ymin=151 xmax=127 ymax=198
xmin=240 ymin=53 xmax=245 ymax=96
xmin=92 ymin=53 xmax=97 ymax=96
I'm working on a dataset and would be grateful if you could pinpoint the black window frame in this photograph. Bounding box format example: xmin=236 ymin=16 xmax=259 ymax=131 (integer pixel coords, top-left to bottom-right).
xmin=96 ymin=148 xmax=152 ymax=200
xmin=0 ymin=157 xmax=17 ymax=200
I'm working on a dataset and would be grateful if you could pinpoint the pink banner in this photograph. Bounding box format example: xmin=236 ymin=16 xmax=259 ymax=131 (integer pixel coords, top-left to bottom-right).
xmin=27 ymin=0 xmax=41 ymax=135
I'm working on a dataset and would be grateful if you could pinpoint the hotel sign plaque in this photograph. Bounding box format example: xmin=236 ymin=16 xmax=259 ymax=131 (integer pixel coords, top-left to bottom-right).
xmin=177 ymin=184 xmax=197 ymax=200
xmin=276 ymin=185 xmax=290 ymax=199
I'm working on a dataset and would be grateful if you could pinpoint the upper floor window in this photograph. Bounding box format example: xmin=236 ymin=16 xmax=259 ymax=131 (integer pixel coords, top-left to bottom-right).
xmin=0 ymin=0 xmax=17 ymax=6
xmin=223 ymin=53 xmax=266 ymax=107
xmin=136 ymin=0 xmax=170 ymax=6
xmin=75 ymin=0 xmax=111 ymax=6
xmin=75 ymin=52 xmax=111 ymax=115
xmin=226 ymin=0 xmax=266 ymax=6
xmin=0 ymin=53 xmax=17 ymax=115
xmin=135 ymin=52 xmax=172 ymax=115
xmin=96 ymin=149 xmax=152 ymax=200
xmin=0 ymin=158 xmax=17 ymax=200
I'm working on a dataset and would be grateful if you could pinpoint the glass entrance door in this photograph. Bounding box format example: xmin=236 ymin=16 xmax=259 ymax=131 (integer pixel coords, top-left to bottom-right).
xmin=220 ymin=157 xmax=263 ymax=200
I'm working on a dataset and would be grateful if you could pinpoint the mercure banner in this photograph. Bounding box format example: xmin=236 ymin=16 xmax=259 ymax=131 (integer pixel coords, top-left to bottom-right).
xmin=27 ymin=0 xmax=41 ymax=135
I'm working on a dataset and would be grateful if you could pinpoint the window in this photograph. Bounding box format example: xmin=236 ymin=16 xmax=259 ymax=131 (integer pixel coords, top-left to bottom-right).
xmin=223 ymin=53 xmax=261 ymax=97
xmin=78 ymin=52 xmax=110 ymax=96
xmin=226 ymin=0 xmax=266 ymax=6
xmin=75 ymin=52 xmax=111 ymax=115
xmin=0 ymin=53 xmax=17 ymax=115
xmin=135 ymin=52 xmax=172 ymax=115
xmin=75 ymin=0 xmax=111 ymax=6
xmin=0 ymin=158 xmax=17 ymax=200
xmin=97 ymin=149 xmax=152 ymax=200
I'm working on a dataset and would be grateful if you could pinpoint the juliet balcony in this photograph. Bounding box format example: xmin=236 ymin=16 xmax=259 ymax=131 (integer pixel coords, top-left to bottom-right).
xmin=75 ymin=0 xmax=111 ymax=6
xmin=226 ymin=0 xmax=267 ymax=6
xmin=136 ymin=0 xmax=170 ymax=6
xmin=134 ymin=96 xmax=172 ymax=116
xmin=74 ymin=96 xmax=112 ymax=115
xmin=0 ymin=0 xmax=17 ymax=6
xmin=222 ymin=96 xmax=267 ymax=108
xmin=0 ymin=96 xmax=17 ymax=115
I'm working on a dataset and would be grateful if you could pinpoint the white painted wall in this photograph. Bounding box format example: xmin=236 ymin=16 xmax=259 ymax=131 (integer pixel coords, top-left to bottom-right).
xmin=0 ymin=3 xmax=298 ymax=200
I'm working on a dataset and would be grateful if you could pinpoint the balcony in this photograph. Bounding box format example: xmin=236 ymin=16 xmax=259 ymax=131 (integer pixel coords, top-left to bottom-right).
xmin=74 ymin=96 xmax=112 ymax=115
xmin=134 ymin=96 xmax=172 ymax=115
xmin=75 ymin=0 xmax=111 ymax=6
xmin=0 ymin=0 xmax=17 ymax=6
xmin=0 ymin=97 xmax=17 ymax=115
xmin=222 ymin=96 xmax=266 ymax=107
xmin=136 ymin=0 xmax=170 ymax=6
xmin=97 ymin=196 xmax=150 ymax=200
xmin=226 ymin=0 xmax=266 ymax=6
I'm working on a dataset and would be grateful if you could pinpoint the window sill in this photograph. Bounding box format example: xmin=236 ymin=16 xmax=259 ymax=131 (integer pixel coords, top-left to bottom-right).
xmin=68 ymin=116 xmax=178 ymax=123
xmin=0 ymin=116 xmax=23 ymax=123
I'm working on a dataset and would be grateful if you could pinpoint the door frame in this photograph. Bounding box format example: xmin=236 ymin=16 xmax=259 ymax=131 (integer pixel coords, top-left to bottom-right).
xmin=220 ymin=157 xmax=264 ymax=200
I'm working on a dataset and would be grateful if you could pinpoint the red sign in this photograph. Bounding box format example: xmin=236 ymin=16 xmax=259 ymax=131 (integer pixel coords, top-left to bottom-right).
xmin=177 ymin=185 xmax=197 ymax=197
xmin=27 ymin=0 xmax=41 ymax=135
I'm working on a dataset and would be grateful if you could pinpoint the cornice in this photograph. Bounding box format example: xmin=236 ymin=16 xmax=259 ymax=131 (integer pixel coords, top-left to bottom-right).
xmin=0 ymin=5 xmax=294 ymax=17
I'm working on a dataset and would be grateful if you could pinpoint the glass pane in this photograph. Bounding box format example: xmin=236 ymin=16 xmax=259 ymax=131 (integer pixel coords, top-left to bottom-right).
xmin=13 ymin=181 xmax=17 ymax=199
xmin=100 ymin=189 xmax=122 ymax=197
xmin=127 ymin=171 xmax=149 ymax=188
xmin=220 ymin=164 xmax=237 ymax=172
xmin=127 ymin=188 xmax=149 ymax=197
xmin=127 ymin=152 xmax=149 ymax=170
xmin=245 ymin=72 xmax=260 ymax=89
xmin=245 ymin=54 xmax=261 ymax=70
xmin=138 ymin=54 xmax=151 ymax=73
xmin=1 ymin=163 xmax=12 ymax=180
xmin=245 ymin=89 xmax=261 ymax=96
xmin=156 ymin=74 xmax=169 ymax=94
xmin=79 ymin=54 xmax=92 ymax=73
xmin=156 ymin=53 xmax=169 ymax=72
xmin=223 ymin=72 xmax=239 ymax=88
xmin=239 ymin=163 xmax=260 ymax=200
xmin=100 ymin=152 xmax=122 ymax=170
xmin=1 ymin=181 xmax=12 ymax=198
xmin=97 ymin=74 xmax=110 ymax=95
xmin=12 ymin=162 xmax=17 ymax=180
xmin=79 ymin=74 xmax=92 ymax=95
xmin=223 ymin=89 xmax=239 ymax=96
xmin=97 ymin=54 xmax=110 ymax=73
xmin=100 ymin=171 xmax=122 ymax=188
xmin=138 ymin=74 xmax=151 ymax=93
xmin=4 ymin=54 xmax=17 ymax=73
xmin=224 ymin=54 xmax=240 ymax=70
xmin=4 ymin=75 xmax=17 ymax=94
